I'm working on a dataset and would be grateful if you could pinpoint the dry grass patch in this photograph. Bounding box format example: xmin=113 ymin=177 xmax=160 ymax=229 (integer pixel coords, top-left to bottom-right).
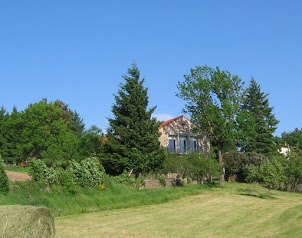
xmin=5 ymin=171 xmax=31 ymax=181
xmin=55 ymin=184 xmax=302 ymax=238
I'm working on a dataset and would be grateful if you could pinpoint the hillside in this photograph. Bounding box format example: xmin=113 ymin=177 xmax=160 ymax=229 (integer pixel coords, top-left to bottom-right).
xmin=55 ymin=183 xmax=302 ymax=238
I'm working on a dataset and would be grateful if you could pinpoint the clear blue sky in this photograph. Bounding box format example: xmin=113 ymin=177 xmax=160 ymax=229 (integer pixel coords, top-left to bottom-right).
xmin=1 ymin=1 xmax=301 ymax=136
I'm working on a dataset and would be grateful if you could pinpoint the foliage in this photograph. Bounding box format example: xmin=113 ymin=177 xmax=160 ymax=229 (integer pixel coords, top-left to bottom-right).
xmin=177 ymin=65 xmax=244 ymax=185
xmin=224 ymin=151 xmax=302 ymax=192
xmin=68 ymin=157 xmax=106 ymax=188
xmin=223 ymin=151 xmax=245 ymax=182
xmin=28 ymin=159 xmax=57 ymax=185
xmin=0 ymin=99 xmax=88 ymax=165
xmin=56 ymin=168 xmax=78 ymax=194
xmin=29 ymin=159 xmax=49 ymax=183
xmin=281 ymin=128 xmax=302 ymax=151
xmin=21 ymin=99 xmax=66 ymax=159
xmin=244 ymin=152 xmax=267 ymax=166
xmin=237 ymin=79 xmax=279 ymax=154
xmin=245 ymin=156 xmax=287 ymax=192
xmin=80 ymin=125 xmax=104 ymax=157
xmin=0 ymin=107 xmax=6 ymax=158
xmin=163 ymin=153 xmax=219 ymax=184
xmin=223 ymin=151 xmax=267 ymax=182
xmin=0 ymin=164 xmax=9 ymax=194
xmin=185 ymin=153 xmax=219 ymax=184
xmin=285 ymin=153 xmax=302 ymax=191
xmin=162 ymin=154 xmax=190 ymax=177
xmin=0 ymin=106 xmax=23 ymax=164
xmin=29 ymin=158 xmax=107 ymax=190
xmin=104 ymin=63 xmax=166 ymax=175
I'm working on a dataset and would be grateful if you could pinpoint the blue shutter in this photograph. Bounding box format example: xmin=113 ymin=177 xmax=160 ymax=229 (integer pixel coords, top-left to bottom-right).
xmin=189 ymin=139 xmax=194 ymax=152
xmin=180 ymin=138 xmax=187 ymax=153
xmin=189 ymin=139 xmax=198 ymax=152
xmin=168 ymin=139 xmax=175 ymax=153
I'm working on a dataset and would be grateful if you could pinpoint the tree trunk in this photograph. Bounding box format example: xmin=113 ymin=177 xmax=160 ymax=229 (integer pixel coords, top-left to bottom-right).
xmin=218 ymin=143 xmax=225 ymax=186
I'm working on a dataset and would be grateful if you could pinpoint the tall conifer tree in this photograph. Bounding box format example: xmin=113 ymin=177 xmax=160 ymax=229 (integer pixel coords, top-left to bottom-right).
xmin=238 ymin=79 xmax=279 ymax=154
xmin=104 ymin=63 xmax=165 ymax=175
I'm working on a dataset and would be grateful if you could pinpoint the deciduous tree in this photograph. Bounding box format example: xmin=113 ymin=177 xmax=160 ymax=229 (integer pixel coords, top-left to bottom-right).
xmin=20 ymin=99 xmax=83 ymax=163
xmin=177 ymin=65 xmax=244 ymax=186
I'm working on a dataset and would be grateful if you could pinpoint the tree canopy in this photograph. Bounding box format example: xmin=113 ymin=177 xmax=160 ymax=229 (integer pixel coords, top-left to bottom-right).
xmin=0 ymin=99 xmax=98 ymax=165
xmin=177 ymin=65 xmax=244 ymax=186
xmin=281 ymin=128 xmax=302 ymax=150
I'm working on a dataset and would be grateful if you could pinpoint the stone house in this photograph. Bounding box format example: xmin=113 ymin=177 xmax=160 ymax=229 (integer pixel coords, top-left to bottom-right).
xmin=159 ymin=115 xmax=210 ymax=155
xmin=279 ymin=145 xmax=291 ymax=157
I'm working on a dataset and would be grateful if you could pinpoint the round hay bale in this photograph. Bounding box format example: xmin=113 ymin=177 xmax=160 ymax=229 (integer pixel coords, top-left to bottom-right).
xmin=0 ymin=205 xmax=55 ymax=238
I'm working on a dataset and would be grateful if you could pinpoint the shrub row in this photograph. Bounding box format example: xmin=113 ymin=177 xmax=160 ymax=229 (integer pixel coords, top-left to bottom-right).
xmin=29 ymin=157 xmax=108 ymax=193
xmin=162 ymin=153 xmax=219 ymax=184
xmin=224 ymin=151 xmax=302 ymax=192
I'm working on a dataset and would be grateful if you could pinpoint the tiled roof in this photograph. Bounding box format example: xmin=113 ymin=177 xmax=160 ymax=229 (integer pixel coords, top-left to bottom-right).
xmin=159 ymin=115 xmax=189 ymax=128
xmin=101 ymin=137 xmax=108 ymax=144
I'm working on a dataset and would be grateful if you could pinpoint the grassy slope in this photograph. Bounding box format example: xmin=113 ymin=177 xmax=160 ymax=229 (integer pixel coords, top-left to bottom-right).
xmin=55 ymin=183 xmax=302 ymax=238
xmin=0 ymin=181 xmax=213 ymax=217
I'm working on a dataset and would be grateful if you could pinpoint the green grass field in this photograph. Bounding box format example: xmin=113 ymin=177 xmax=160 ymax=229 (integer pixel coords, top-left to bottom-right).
xmin=4 ymin=166 xmax=30 ymax=173
xmin=55 ymin=183 xmax=302 ymax=238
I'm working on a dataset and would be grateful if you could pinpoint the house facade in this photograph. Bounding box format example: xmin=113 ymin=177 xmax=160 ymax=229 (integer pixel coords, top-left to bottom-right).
xmin=159 ymin=115 xmax=210 ymax=155
xmin=279 ymin=145 xmax=291 ymax=157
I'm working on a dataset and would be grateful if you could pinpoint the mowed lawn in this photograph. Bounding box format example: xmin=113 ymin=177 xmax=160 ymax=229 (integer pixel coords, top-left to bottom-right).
xmin=55 ymin=184 xmax=302 ymax=238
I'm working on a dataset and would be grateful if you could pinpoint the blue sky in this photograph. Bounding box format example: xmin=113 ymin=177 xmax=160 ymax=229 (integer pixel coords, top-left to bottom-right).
xmin=1 ymin=1 xmax=301 ymax=136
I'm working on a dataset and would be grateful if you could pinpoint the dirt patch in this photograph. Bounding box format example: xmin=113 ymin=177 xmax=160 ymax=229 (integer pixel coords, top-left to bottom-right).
xmin=5 ymin=171 xmax=31 ymax=181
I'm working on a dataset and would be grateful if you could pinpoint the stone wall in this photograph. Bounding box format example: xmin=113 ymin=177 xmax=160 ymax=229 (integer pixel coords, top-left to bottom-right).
xmin=143 ymin=175 xmax=194 ymax=189
xmin=143 ymin=179 xmax=162 ymax=189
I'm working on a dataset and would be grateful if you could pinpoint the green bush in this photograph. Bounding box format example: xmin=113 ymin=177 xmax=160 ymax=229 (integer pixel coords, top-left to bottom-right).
xmin=285 ymin=153 xmax=302 ymax=191
xmin=186 ymin=153 xmax=219 ymax=184
xmin=29 ymin=160 xmax=48 ymax=182
xmin=57 ymin=168 xmax=78 ymax=194
xmin=162 ymin=154 xmax=190 ymax=177
xmin=29 ymin=158 xmax=107 ymax=189
xmin=29 ymin=159 xmax=58 ymax=185
xmin=45 ymin=167 xmax=58 ymax=185
xmin=245 ymin=156 xmax=287 ymax=192
xmin=69 ymin=157 xmax=106 ymax=188
xmin=163 ymin=153 xmax=219 ymax=184
xmin=0 ymin=164 xmax=9 ymax=194
xmin=223 ymin=151 xmax=267 ymax=182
